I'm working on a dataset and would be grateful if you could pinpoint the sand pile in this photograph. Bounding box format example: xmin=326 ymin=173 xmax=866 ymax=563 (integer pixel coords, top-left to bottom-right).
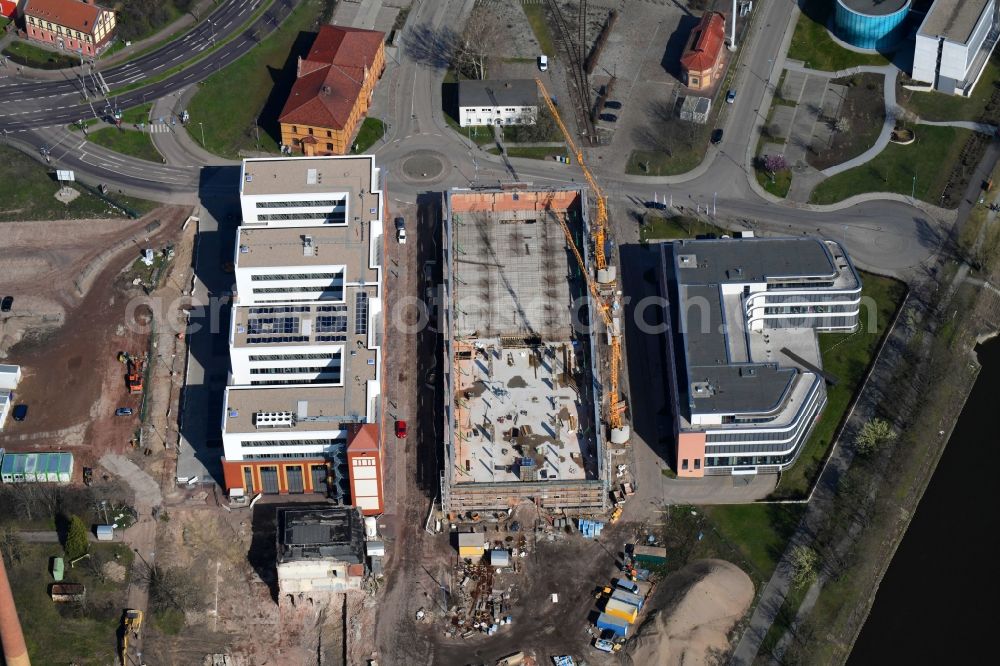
xmin=624 ymin=559 xmax=754 ymax=666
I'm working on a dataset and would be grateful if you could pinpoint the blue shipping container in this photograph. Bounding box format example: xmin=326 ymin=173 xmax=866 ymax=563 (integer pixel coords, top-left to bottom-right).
xmin=611 ymin=589 xmax=645 ymax=610
xmin=615 ymin=579 xmax=639 ymax=594
xmin=595 ymin=612 xmax=629 ymax=637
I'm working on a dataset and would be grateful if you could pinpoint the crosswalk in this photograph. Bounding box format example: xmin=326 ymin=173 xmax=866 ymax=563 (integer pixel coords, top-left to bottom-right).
xmin=146 ymin=123 xmax=172 ymax=134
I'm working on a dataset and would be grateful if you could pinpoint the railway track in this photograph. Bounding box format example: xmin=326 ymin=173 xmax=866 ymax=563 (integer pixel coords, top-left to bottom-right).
xmin=544 ymin=0 xmax=597 ymax=144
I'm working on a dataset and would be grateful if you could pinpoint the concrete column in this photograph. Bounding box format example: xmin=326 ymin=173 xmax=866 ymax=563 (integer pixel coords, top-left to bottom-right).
xmin=0 ymin=554 xmax=30 ymax=666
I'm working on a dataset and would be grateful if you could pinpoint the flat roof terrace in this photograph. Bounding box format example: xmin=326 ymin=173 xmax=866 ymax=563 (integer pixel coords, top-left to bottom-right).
xmin=223 ymin=381 xmax=374 ymax=435
xmin=920 ymin=0 xmax=992 ymax=43
xmin=241 ymin=156 xmax=376 ymax=199
xmin=236 ymin=225 xmax=380 ymax=286
xmin=452 ymin=340 xmax=597 ymax=484
xmin=231 ymin=286 xmax=378 ymax=348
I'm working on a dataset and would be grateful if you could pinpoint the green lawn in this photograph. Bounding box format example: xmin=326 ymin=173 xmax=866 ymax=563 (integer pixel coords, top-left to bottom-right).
xmin=120 ymin=103 xmax=154 ymax=125
xmin=627 ymin=143 xmax=706 ymax=177
xmin=185 ymin=0 xmax=331 ymax=157
xmin=898 ymin=57 xmax=1000 ymax=122
xmin=810 ymin=126 xmax=970 ymax=205
xmin=2 ymin=40 xmax=79 ymax=69
xmin=351 ymin=117 xmax=385 ymax=154
xmin=702 ymin=504 xmax=805 ymax=579
xmin=0 ymin=145 xmax=154 ymax=221
xmin=88 ymin=127 xmax=162 ymax=162
xmin=756 ymin=168 xmax=792 ymax=198
xmin=787 ymin=0 xmax=890 ymax=71
xmin=639 ymin=215 xmax=723 ymax=242
xmin=9 ymin=543 xmax=133 ymax=665
xmin=770 ymin=272 xmax=907 ymax=499
xmin=487 ymin=146 xmax=567 ymax=161
xmin=521 ymin=3 xmax=555 ymax=56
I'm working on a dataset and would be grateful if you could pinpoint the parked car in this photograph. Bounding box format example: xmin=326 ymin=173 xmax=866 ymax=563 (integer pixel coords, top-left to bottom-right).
xmin=395 ymin=420 xmax=408 ymax=438
xmin=395 ymin=217 xmax=407 ymax=244
xmin=538 ymin=54 xmax=548 ymax=71
xmin=115 ymin=407 xmax=134 ymax=417
xmin=594 ymin=638 xmax=616 ymax=653
xmin=711 ymin=128 xmax=724 ymax=144
xmin=604 ymin=100 xmax=622 ymax=109
xmin=726 ymin=89 xmax=737 ymax=104
xmin=0 ymin=296 xmax=12 ymax=312
xmin=599 ymin=113 xmax=618 ymax=123
xmin=12 ymin=404 xmax=27 ymax=422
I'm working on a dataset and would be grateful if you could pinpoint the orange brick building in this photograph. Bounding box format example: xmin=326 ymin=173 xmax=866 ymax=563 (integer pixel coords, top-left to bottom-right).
xmin=279 ymin=25 xmax=385 ymax=156
xmin=680 ymin=11 xmax=726 ymax=91
xmin=23 ymin=0 xmax=116 ymax=58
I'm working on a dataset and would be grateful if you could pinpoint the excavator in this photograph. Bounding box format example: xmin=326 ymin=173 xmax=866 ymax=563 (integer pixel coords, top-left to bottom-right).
xmin=119 ymin=608 xmax=143 ymax=664
xmin=535 ymin=78 xmax=629 ymax=444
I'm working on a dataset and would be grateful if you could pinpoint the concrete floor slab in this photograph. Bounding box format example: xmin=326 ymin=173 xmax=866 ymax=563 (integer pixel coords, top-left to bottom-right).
xmin=770 ymin=106 xmax=796 ymax=141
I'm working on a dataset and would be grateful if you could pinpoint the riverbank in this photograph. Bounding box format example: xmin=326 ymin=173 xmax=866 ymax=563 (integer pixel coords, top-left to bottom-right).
xmin=763 ymin=253 xmax=1000 ymax=663
xmin=848 ymin=337 xmax=1000 ymax=662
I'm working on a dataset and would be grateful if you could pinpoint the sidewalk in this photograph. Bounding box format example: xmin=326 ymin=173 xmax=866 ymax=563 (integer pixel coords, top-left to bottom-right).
xmin=1 ymin=0 xmax=216 ymax=81
xmin=149 ymin=89 xmax=237 ymax=167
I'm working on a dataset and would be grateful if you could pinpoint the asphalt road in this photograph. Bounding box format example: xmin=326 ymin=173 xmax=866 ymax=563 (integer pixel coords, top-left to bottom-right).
xmin=0 ymin=0 xmax=296 ymax=132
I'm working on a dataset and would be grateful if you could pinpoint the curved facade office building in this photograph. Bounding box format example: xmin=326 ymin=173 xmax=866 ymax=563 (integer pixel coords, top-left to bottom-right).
xmin=658 ymin=237 xmax=862 ymax=478
xmin=834 ymin=0 xmax=912 ymax=50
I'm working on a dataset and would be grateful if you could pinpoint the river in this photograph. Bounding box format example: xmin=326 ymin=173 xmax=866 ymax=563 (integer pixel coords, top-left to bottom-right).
xmin=848 ymin=338 xmax=1000 ymax=663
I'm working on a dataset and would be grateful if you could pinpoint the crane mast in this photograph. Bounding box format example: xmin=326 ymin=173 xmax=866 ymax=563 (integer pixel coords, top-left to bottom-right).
xmin=536 ymin=79 xmax=627 ymax=435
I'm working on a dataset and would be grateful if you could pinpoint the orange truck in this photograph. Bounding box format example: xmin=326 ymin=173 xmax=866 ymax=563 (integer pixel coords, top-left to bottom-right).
xmin=126 ymin=357 xmax=144 ymax=394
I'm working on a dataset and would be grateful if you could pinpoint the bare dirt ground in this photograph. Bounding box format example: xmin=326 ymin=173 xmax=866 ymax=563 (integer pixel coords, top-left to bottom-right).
xmin=142 ymin=501 xmax=361 ymax=666
xmin=0 ymin=208 xmax=191 ymax=472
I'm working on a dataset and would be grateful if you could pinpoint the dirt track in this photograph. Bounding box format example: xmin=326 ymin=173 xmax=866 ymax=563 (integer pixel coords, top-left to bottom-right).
xmin=0 ymin=208 xmax=190 ymax=470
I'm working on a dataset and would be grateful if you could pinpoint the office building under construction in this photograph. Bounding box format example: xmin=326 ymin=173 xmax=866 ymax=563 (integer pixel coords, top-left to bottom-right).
xmin=441 ymin=187 xmax=608 ymax=512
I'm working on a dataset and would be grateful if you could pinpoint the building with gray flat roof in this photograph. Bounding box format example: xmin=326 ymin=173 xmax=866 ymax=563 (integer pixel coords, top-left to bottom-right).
xmin=458 ymin=79 xmax=538 ymax=128
xmin=658 ymin=237 xmax=861 ymax=478
xmin=912 ymin=0 xmax=999 ymax=95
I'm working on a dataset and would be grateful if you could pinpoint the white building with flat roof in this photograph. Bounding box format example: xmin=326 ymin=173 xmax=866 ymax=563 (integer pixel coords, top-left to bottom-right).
xmin=912 ymin=0 xmax=999 ymax=95
xmin=221 ymin=156 xmax=384 ymax=503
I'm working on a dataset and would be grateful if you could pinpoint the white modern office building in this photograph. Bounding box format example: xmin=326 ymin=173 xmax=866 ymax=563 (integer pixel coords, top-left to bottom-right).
xmin=221 ymin=156 xmax=384 ymax=503
xmin=912 ymin=0 xmax=1000 ymax=95
xmin=457 ymin=79 xmax=538 ymax=127
xmin=659 ymin=237 xmax=862 ymax=478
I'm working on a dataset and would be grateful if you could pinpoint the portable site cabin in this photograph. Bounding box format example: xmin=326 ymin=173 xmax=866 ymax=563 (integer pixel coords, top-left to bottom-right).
xmin=604 ymin=598 xmax=638 ymax=623
xmin=457 ymin=532 xmax=485 ymax=558
xmin=96 ymin=525 xmax=115 ymax=542
xmin=0 ymin=452 xmax=73 ymax=484
xmin=633 ymin=545 xmax=667 ymax=566
xmin=490 ymin=549 xmax=511 ymax=567
xmin=611 ymin=588 xmax=645 ymax=611
xmin=595 ymin=612 xmax=629 ymax=637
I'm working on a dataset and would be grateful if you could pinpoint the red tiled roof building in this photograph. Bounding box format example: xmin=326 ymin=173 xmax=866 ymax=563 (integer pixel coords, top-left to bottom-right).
xmin=680 ymin=11 xmax=726 ymax=91
xmin=279 ymin=25 xmax=386 ymax=156
xmin=22 ymin=0 xmax=116 ymax=58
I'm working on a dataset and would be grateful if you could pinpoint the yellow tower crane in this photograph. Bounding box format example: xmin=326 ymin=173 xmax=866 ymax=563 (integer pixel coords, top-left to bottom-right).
xmin=536 ymin=78 xmax=610 ymax=276
xmin=535 ymin=78 xmax=627 ymax=435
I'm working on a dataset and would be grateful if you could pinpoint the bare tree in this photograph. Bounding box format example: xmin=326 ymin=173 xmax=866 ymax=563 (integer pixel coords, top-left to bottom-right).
xmin=834 ymin=116 xmax=851 ymax=133
xmin=452 ymin=5 xmax=501 ymax=80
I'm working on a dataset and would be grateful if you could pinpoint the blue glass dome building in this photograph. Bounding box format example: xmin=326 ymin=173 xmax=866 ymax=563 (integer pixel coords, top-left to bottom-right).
xmin=833 ymin=0 xmax=912 ymax=51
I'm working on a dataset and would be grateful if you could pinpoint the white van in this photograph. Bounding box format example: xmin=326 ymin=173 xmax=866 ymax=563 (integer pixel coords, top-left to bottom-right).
xmin=538 ymin=55 xmax=548 ymax=72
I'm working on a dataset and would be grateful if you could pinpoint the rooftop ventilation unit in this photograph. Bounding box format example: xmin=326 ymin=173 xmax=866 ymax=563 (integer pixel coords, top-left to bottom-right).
xmin=678 ymin=254 xmax=696 ymax=267
xmin=254 ymin=411 xmax=296 ymax=428
xmin=307 ymin=168 xmax=318 ymax=185
xmin=303 ymin=235 xmax=315 ymax=257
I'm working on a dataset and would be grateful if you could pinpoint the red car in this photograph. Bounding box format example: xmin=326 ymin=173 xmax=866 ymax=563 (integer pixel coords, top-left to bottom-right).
xmin=395 ymin=420 xmax=407 ymax=438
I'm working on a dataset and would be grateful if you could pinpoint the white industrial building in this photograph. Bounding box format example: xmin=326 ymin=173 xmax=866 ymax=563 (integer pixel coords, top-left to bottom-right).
xmin=912 ymin=0 xmax=1000 ymax=95
xmin=221 ymin=156 xmax=384 ymax=503
xmin=457 ymin=79 xmax=538 ymax=127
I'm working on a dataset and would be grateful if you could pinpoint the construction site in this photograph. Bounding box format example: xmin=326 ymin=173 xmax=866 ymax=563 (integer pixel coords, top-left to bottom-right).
xmin=440 ymin=186 xmax=626 ymax=514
